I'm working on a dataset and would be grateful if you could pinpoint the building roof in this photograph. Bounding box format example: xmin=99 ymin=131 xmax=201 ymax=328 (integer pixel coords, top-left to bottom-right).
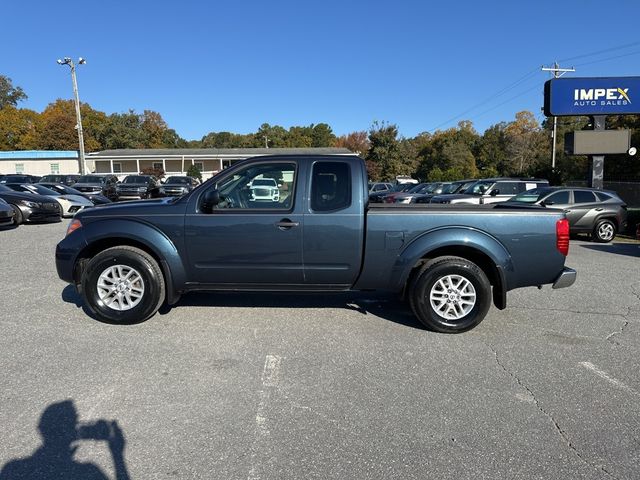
xmin=88 ymin=147 xmax=352 ymax=157
xmin=0 ymin=150 xmax=78 ymax=159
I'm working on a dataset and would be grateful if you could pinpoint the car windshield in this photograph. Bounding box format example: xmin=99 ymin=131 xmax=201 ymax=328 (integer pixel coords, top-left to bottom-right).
xmin=407 ymin=183 xmax=428 ymax=193
xmin=252 ymin=179 xmax=276 ymax=186
xmin=165 ymin=177 xmax=191 ymax=185
xmin=123 ymin=176 xmax=149 ymax=184
xmin=467 ymin=181 xmax=494 ymax=195
xmin=26 ymin=184 xmax=61 ymax=196
xmin=439 ymin=183 xmax=459 ymax=194
xmin=510 ymin=188 xmax=553 ymax=203
xmin=0 ymin=184 xmax=12 ymax=192
xmin=77 ymin=175 xmax=105 ymax=183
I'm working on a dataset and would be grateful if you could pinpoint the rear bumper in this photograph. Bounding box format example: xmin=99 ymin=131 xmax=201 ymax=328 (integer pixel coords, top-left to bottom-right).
xmin=552 ymin=267 xmax=577 ymax=289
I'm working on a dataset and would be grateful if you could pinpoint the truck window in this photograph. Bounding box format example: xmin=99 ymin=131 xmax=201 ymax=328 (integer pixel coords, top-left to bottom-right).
xmin=311 ymin=162 xmax=351 ymax=212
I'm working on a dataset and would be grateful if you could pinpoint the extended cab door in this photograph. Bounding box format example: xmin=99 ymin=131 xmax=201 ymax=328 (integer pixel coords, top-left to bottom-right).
xmin=184 ymin=161 xmax=305 ymax=285
xmin=302 ymin=159 xmax=365 ymax=286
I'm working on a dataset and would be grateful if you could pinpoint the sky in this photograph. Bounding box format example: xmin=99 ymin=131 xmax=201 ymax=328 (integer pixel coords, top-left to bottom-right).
xmin=2 ymin=0 xmax=640 ymax=141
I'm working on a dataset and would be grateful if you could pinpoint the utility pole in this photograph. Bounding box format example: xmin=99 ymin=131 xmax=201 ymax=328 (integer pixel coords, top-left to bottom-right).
xmin=264 ymin=135 xmax=269 ymax=148
xmin=57 ymin=57 xmax=88 ymax=175
xmin=541 ymin=62 xmax=575 ymax=170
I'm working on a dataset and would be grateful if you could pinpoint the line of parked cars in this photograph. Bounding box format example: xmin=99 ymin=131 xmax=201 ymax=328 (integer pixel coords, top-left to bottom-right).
xmin=369 ymin=177 xmax=628 ymax=243
xmin=0 ymin=173 xmax=201 ymax=228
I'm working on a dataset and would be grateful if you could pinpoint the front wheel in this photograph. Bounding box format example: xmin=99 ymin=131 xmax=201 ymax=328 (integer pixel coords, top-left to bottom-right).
xmin=593 ymin=219 xmax=616 ymax=243
xmin=409 ymin=256 xmax=491 ymax=333
xmin=10 ymin=204 xmax=23 ymax=225
xmin=81 ymin=246 xmax=165 ymax=324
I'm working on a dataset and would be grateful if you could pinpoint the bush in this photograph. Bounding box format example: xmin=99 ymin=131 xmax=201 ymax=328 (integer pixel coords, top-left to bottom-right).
xmin=186 ymin=164 xmax=202 ymax=181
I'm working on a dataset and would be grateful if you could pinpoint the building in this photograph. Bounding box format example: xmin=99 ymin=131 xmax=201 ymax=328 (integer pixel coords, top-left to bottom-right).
xmin=88 ymin=148 xmax=353 ymax=179
xmin=0 ymin=150 xmax=80 ymax=175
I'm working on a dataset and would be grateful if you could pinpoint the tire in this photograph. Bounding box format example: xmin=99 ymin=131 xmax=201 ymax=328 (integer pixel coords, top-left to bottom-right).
xmin=593 ymin=219 xmax=616 ymax=243
xmin=10 ymin=204 xmax=23 ymax=225
xmin=81 ymin=246 xmax=165 ymax=324
xmin=409 ymin=256 xmax=491 ymax=333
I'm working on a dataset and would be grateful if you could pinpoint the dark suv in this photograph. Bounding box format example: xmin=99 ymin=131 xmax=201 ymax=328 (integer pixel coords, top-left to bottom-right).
xmin=115 ymin=175 xmax=160 ymax=200
xmin=506 ymin=187 xmax=627 ymax=243
xmin=73 ymin=174 xmax=119 ymax=200
xmin=158 ymin=176 xmax=199 ymax=197
xmin=39 ymin=174 xmax=81 ymax=186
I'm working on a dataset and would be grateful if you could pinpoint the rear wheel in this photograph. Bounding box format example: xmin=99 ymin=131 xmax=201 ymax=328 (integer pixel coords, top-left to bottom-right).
xmin=593 ymin=219 xmax=616 ymax=243
xmin=409 ymin=256 xmax=491 ymax=333
xmin=81 ymin=246 xmax=165 ymax=323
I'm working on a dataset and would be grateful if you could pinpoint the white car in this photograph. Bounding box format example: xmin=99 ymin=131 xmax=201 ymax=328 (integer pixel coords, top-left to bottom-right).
xmin=6 ymin=183 xmax=93 ymax=217
xmin=249 ymin=178 xmax=280 ymax=202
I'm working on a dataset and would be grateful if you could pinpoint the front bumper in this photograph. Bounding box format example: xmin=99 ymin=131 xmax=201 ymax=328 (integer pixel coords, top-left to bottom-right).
xmin=22 ymin=205 xmax=62 ymax=223
xmin=552 ymin=267 xmax=577 ymax=289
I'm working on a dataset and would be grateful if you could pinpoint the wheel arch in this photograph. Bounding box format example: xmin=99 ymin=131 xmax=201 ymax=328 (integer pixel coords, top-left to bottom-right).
xmin=74 ymin=220 xmax=185 ymax=305
xmin=394 ymin=228 xmax=512 ymax=310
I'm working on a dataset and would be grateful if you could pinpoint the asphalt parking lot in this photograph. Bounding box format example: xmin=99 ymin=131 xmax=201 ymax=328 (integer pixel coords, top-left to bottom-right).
xmin=0 ymin=222 xmax=639 ymax=480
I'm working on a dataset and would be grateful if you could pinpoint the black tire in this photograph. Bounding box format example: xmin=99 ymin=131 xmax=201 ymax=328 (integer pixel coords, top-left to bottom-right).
xmin=593 ymin=219 xmax=616 ymax=243
xmin=81 ymin=246 xmax=165 ymax=324
xmin=9 ymin=204 xmax=23 ymax=225
xmin=409 ymin=256 xmax=491 ymax=333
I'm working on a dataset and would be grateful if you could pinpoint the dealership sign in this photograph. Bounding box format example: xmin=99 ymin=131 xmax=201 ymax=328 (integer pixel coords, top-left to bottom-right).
xmin=544 ymin=77 xmax=640 ymax=116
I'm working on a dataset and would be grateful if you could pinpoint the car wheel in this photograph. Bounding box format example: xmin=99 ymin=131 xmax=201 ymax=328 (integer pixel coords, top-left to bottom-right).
xmin=9 ymin=204 xmax=23 ymax=225
xmin=81 ymin=246 xmax=165 ymax=324
xmin=409 ymin=256 xmax=491 ymax=333
xmin=593 ymin=219 xmax=616 ymax=243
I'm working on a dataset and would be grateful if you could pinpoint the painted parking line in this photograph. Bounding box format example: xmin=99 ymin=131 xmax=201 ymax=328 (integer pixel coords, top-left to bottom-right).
xmin=579 ymin=361 xmax=640 ymax=397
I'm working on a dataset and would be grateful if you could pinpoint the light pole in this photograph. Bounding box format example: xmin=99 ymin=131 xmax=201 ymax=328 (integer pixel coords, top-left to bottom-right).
xmin=57 ymin=57 xmax=88 ymax=175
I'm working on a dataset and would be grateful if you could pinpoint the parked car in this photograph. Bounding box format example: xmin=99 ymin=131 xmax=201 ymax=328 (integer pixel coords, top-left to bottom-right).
xmin=393 ymin=182 xmax=444 ymax=204
xmin=0 ymin=197 xmax=15 ymax=227
xmin=505 ymin=187 xmax=628 ymax=243
xmin=0 ymin=174 xmax=40 ymax=184
xmin=368 ymin=182 xmax=394 ymax=194
xmin=39 ymin=174 xmax=81 ymax=186
xmin=158 ymin=176 xmax=199 ymax=197
xmin=248 ymin=177 xmax=280 ymax=202
xmin=381 ymin=182 xmax=432 ymax=203
xmin=414 ymin=179 xmax=478 ymax=204
xmin=369 ymin=183 xmax=415 ymax=203
xmin=4 ymin=183 xmax=94 ymax=218
xmin=431 ymin=178 xmax=549 ymax=204
xmin=56 ymin=155 xmax=575 ymax=333
xmin=0 ymin=184 xmax=61 ymax=224
xmin=38 ymin=182 xmax=112 ymax=205
xmin=115 ymin=175 xmax=160 ymax=201
xmin=73 ymin=174 xmax=119 ymax=200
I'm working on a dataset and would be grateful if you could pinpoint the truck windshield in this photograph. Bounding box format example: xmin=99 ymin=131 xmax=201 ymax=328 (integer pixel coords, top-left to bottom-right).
xmin=77 ymin=176 xmax=105 ymax=183
xmin=123 ymin=176 xmax=149 ymax=184
xmin=252 ymin=179 xmax=276 ymax=186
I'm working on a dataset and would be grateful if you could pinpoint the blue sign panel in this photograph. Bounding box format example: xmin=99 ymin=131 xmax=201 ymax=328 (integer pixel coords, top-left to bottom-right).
xmin=544 ymin=77 xmax=640 ymax=116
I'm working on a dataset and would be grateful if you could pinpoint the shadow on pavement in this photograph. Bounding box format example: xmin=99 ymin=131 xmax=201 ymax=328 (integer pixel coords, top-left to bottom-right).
xmin=0 ymin=400 xmax=130 ymax=480
xmin=159 ymin=291 xmax=426 ymax=330
xmin=580 ymin=242 xmax=640 ymax=258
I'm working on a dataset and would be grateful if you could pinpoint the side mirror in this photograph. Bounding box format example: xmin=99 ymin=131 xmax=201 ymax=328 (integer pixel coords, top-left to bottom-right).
xmin=490 ymin=189 xmax=499 ymax=196
xmin=202 ymin=189 xmax=221 ymax=212
xmin=541 ymin=200 xmax=553 ymax=206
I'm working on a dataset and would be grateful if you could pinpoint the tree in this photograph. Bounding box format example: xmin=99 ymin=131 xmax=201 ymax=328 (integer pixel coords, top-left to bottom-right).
xmin=310 ymin=123 xmax=336 ymax=147
xmin=335 ymin=131 xmax=369 ymax=156
xmin=0 ymin=75 xmax=27 ymax=109
xmin=504 ymin=111 xmax=549 ymax=175
xmin=140 ymin=165 xmax=165 ymax=179
xmin=0 ymin=106 xmax=40 ymax=150
xmin=186 ymin=164 xmax=202 ymax=181
xmin=366 ymin=121 xmax=405 ymax=181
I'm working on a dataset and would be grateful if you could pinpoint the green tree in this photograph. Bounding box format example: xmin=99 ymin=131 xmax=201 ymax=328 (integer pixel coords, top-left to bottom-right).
xmin=310 ymin=123 xmax=335 ymax=147
xmin=366 ymin=121 xmax=404 ymax=181
xmin=0 ymin=75 xmax=27 ymax=109
xmin=186 ymin=164 xmax=202 ymax=181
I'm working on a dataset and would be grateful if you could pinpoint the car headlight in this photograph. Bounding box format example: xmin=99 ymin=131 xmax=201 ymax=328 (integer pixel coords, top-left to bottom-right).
xmin=20 ymin=200 xmax=39 ymax=208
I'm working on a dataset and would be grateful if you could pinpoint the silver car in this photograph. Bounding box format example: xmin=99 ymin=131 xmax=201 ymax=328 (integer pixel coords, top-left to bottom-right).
xmin=506 ymin=186 xmax=628 ymax=243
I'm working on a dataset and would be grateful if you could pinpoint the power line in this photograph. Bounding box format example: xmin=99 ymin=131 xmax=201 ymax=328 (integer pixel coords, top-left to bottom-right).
xmin=427 ymin=68 xmax=540 ymax=132
xmin=574 ymin=49 xmax=640 ymax=67
xmin=559 ymin=40 xmax=640 ymax=63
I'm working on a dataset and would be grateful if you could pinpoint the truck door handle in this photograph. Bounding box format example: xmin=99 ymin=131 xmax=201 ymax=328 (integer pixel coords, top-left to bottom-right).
xmin=275 ymin=219 xmax=299 ymax=230
xmin=595 ymin=208 xmax=604 ymax=211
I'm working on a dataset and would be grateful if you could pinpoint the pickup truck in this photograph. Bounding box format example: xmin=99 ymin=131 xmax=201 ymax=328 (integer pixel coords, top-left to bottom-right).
xmin=56 ymin=155 xmax=576 ymax=333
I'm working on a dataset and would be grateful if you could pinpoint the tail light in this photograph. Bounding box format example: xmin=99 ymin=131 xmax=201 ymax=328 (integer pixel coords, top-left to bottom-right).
xmin=556 ymin=218 xmax=570 ymax=256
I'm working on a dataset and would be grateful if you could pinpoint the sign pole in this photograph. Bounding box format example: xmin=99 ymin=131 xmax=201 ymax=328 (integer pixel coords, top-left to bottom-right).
xmin=590 ymin=115 xmax=606 ymax=190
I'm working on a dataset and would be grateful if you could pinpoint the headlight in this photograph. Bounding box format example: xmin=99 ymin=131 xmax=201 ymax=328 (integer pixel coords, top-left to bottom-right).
xmin=20 ymin=200 xmax=39 ymax=208
xmin=138 ymin=187 xmax=147 ymax=192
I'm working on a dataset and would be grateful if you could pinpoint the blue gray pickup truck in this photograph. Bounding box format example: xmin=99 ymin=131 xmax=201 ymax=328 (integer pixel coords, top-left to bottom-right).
xmin=56 ymin=155 xmax=576 ymax=333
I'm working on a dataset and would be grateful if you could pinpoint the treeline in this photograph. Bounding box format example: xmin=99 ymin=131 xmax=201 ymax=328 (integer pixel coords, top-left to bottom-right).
xmin=1 ymin=75 xmax=639 ymax=183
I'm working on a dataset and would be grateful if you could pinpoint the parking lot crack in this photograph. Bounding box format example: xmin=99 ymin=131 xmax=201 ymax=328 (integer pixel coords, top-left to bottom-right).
xmin=485 ymin=343 xmax=618 ymax=480
xmin=512 ymin=306 xmax=628 ymax=318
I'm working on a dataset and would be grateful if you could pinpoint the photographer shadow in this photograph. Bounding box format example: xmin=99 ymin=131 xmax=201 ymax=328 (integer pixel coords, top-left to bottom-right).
xmin=0 ymin=400 xmax=129 ymax=480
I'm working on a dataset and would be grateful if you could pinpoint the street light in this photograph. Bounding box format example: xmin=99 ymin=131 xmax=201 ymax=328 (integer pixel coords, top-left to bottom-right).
xmin=57 ymin=57 xmax=88 ymax=175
